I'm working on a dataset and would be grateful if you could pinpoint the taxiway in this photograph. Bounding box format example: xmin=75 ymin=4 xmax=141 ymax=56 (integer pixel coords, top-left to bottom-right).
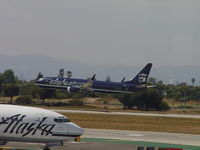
xmin=6 ymin=129 xmax=200 ymax=150
xmin=51 ymin=109 xmax=200 ymax=119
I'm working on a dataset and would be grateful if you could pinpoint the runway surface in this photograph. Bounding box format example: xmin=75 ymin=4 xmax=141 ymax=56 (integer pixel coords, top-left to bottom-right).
xmin=6 ymin=129 xmax=200 ymax=150
xmin=8 ymin=140 xmax=138 ymax=150
xmin=84 ymin=128 xmax=200 ymax=146
xmin=51 ymin=109 xmax=200 ymax=119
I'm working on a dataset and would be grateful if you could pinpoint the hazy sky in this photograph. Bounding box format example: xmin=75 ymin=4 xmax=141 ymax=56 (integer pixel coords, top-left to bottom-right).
xmin=0 ymin=0 xmax=199 ymax=66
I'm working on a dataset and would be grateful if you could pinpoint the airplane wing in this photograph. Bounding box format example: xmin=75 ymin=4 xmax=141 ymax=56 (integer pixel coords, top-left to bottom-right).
xmin=121 ymin=77 xmax=125 ymax=83
xmin=80 ymin=74 xmax=96 ymax=92
xmin=136 ymin=84 xmax=156 ymax=89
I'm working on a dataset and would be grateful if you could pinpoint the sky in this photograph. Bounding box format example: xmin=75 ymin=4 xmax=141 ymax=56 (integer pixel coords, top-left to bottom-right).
xmin=0 ymin=0 xmax=199 ymax=66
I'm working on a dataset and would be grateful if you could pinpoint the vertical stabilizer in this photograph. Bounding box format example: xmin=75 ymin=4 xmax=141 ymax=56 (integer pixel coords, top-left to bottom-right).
xmin=128 ymin=63 xmax=152 ymax=85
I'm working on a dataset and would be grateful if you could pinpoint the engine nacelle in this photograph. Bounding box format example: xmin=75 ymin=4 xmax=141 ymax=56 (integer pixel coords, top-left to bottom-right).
xmin=136 ymin=84 xmax=147 ymax=89
xmin=0 ymin=141 xmax=7 ymax=145
xmin=67 ymin=87 xmax=80 ymax=93
xmin=46 ymin=141 xmax=63 ymax=147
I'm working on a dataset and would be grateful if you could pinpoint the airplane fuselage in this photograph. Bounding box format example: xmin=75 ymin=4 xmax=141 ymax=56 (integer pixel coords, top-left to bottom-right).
xmin=35 ymin=77 xmax=141 ymax=94
xmin=0 ymin=105 xmax=84 ymax=146
xmin=35 ymin=63 xmax=152 ymax=94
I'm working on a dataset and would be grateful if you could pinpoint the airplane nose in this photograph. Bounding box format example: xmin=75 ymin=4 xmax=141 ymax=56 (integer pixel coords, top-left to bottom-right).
xmin=78 ymin=127 xmax=84 ymax=135
xmin=68 ymin=123 xmax=84 ymax=136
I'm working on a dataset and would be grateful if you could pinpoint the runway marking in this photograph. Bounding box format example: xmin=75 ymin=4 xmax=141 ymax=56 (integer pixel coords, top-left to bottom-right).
xmin=25 ymin=143 xmax=44 ymax=145
xmin=127 ymin=133 xmax=144 ymax=137
xmin=68 ymin=141 xmax=86 ymax=144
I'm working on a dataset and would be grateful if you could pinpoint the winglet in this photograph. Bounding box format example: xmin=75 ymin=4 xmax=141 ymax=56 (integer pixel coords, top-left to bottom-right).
xmin=121 ymin=77 xmax=125 ymax=83
xmin=91 ymin=74 xmax=96 ymax=81
xmin=80 ymin=74 xmax=96 ymax=92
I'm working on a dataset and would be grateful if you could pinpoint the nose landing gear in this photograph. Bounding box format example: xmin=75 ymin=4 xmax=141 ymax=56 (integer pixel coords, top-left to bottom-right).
xmin=74 ymin=136 xmax=81 ymax=142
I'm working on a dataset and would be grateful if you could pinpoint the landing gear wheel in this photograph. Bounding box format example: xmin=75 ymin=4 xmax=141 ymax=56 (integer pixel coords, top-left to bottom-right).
xmin=43 ymin=147 xmax=50 ymax=150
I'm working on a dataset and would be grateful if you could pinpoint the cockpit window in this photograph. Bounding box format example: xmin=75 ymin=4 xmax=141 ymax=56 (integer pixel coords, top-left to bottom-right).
xmin=54 ymin=116 xmax=70 ymax=123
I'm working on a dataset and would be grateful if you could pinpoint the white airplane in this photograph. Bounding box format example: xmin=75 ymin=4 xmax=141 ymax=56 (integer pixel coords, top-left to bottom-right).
xmin=0 ymin=104 xmax=84 ymax=150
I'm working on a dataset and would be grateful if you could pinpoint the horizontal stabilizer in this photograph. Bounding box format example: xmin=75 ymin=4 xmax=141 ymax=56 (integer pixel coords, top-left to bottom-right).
xmin=91 ymin=74 xmax=96 ymax=81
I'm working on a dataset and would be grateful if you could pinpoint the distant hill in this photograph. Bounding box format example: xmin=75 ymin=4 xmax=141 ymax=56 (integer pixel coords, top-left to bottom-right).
xmin=0 ymin=54 xmax=199 ymax=84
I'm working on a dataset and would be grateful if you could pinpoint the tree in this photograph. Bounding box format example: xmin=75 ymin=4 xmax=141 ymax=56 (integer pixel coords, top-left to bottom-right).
xmin=39 ymin=89 xmax=55 ymax=104
xmin=105 ymin=76 xmax=111 ymax=82
xmin=58 ymin=68 xmax=64 ymax=78
xmin=0 ymin=73 xmax=3 ymax=84
xmin=15 ymin=95 xmax=33 ymax=104
xmin=4 ymin=84 xmax=19 ymax=104
xmin=143 ymin=88 xmax=164 ymax=110
xmin=119 ymin=94 xmax=133 ymax=109
xmin=55 ymin=89 xmax=71 ymax=99
xmin=191 ymin=78 xmax=196 ymax=86
xmin=19 ymin=82 xmax=40 ymax=99
xmin=1 ymin=69 xmax=16 ymax=84
xmin=30 ymin=85 xmax=41 ymax=99
xmin=66 ymin=71 xmax=72 ymax=78
xmin=119 ymin=88 xmax=166 ymax=111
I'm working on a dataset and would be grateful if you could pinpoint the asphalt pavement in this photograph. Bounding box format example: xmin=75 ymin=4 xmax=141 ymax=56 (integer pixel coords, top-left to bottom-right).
xmin=6 ymin=129 xmax=200 ymax=150
xmin=84 ymin=128 xmax=200 ymax=146
xmin=51 ymin=109 xmax=200 ymax=119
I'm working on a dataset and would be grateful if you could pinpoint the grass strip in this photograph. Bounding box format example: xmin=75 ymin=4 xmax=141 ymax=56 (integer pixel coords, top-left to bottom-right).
xmin=61 ymin=113 xmax=200 ymax=134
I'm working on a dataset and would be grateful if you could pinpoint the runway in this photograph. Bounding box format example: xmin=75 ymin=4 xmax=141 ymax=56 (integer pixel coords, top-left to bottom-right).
xmin=51 ymin=109 xmax=200 ymax=119
xmin=7 ymin=140 xmax=138 ymax=150
xmin=6 ymin=129 xmax=200 ymax=150
xmin=84 ymin=128 xmax=200 ymax=146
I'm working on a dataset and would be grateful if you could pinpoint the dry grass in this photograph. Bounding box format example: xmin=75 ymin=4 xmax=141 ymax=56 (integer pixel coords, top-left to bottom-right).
xmin=37 ymin=104 xmax=200 ymax=115
xmin=61 ymin=113 xmax=200 ymax=134
xmin=2 ymin=97 xmax=200 ymax=115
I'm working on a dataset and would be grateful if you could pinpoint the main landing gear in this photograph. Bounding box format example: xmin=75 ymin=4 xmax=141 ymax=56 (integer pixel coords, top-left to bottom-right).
xmin=43 ymin=141 xmax=63 ymax=150
xmin=43 ymin=145 xmax=50 ymax=150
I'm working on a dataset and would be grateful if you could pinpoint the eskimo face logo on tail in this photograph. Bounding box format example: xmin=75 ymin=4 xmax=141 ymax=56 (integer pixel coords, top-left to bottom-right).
xmin=138 ymin=74 xmax=148 ymax=84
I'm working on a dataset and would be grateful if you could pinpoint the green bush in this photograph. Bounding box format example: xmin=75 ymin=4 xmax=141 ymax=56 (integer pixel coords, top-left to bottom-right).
xmin=71 ymin=93 xmax=84 ymax=99
xmin=119 ymin=88 xmax=166 ymax=110
xmin=45 ymin=102 xmax=69 ymax=107
xmin=55 ymin=90 xmax=71 ymax=99
xmin=15 ymin=95 xmax=33 ymax=104
xmin=159 ymin=101 xmax=170 ymax=111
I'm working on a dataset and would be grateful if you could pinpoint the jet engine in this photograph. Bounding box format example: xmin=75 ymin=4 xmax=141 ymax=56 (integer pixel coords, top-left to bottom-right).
xmin=67 ymin=87 xmax=80 ymax=93
xmin=136 ymin=84 xmax=147 ymax=89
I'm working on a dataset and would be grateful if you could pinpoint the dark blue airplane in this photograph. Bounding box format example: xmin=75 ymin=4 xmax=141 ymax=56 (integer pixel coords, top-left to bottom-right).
xmin=35 ymin=63 xmax=153 ymax=94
